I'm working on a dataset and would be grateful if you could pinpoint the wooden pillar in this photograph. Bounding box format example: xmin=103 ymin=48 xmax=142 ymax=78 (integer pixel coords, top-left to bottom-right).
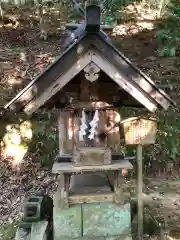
xmin=55 ymin=173 xmax=70 ymax=209
xmin=58 ymin=110 xmax=67 ymax=155
xmin=72 ymin=111 xmax=80 ymax=149
xmin=113 ymin=170 xmax=127 ymax=205
xmin=137 ymin=144 xmax=143 ymax=240
xmin=114 ymin=171 xmax=123 ymax=205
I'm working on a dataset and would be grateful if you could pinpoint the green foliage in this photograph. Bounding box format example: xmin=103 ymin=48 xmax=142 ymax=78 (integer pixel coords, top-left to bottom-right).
xmin=28 ymin=112 xmax=58 ymax=167
xmin=156 ymin=0 xmax=180 ymax=57
xmin=157 ymin=111 xmax=180 ymax=161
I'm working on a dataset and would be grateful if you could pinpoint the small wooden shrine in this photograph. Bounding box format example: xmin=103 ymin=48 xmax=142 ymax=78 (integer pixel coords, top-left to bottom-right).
xmin=5 ymin=3 xmax=175 ymax=240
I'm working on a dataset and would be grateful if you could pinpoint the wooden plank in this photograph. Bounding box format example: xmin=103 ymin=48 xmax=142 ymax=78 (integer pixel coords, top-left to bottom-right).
xmin=52 ymin=159 xmax=133 ymax=174
xmin=90 ymin=49 xmax=158 ymax=113
xmin=92 ymin=34 xmax=173 ymax=109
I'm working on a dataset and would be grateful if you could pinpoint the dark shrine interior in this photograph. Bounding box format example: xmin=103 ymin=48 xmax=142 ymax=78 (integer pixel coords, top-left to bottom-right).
xmin=42 ymin=70 xmax=143 ymax=110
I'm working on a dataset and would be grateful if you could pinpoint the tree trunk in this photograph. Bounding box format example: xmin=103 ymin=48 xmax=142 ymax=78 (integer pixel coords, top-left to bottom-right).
xmin=36 ymin=0 xmax=47 ymax=40
xmin=158 ymin=0 xmax=169 ymax=17
xmin=0 ymin=0 xmax=4 ymax=20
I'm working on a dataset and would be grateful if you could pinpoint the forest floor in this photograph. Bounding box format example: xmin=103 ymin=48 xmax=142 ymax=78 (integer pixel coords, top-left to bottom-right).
xmin=0 ymin=160 xmax=180 ymax=240
xmin=0 ymin=3 xmax=180 ymax=239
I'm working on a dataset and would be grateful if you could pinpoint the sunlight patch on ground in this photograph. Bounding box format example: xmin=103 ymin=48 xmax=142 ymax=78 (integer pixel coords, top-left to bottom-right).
xmin=1 ymin=121 xmax=32 ymax=166
xmin=112 ymin=21 xmax=155 ymax=37
xmin=113 ymin=3 xmax=158 ymax=36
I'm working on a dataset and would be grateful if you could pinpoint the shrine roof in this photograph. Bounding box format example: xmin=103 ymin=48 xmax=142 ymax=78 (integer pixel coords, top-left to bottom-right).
xmin=3 ymin=5 xmax=175 ymax=117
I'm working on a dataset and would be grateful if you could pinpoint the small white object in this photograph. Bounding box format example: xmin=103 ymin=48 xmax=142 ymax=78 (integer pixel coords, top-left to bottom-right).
xmin=79 ymin=110 xmax=88 ymax=141
xmin=83 ymin=62 xmax=100 ymax=82
xmin=88 ymin=110 xmax=99 ymax=140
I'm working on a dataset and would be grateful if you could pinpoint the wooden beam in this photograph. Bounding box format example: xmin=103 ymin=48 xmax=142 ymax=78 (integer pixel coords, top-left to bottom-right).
xmin=90 ymin=35 xmax=172 ymax=110
xmin=4 ymin=36 xmax=89 ymax=114
xmin=91 ymin=49 xmax=158 ymax=112
xmin=65 ymin=23 xmax=114 ymax=31
xmin=52 ymin=160 xmax=133 ymax=174
xmin=24 ymin=51 xmax=92 ymax=115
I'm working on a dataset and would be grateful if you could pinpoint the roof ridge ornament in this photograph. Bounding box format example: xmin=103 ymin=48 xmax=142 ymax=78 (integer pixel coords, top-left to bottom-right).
xmin=65 ymin=0 xmax=114 ymax=32
xmin=63 ymin=0 xmax=115 ymax=49
xmin=71 ymin=0 xmax=113 ymax=17
xmin=85 ymin=4 xmax=101 ymax=33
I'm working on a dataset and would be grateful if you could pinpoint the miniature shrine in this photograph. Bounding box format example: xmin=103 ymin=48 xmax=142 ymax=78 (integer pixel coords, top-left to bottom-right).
xmin=3 ymin=2 xmax=175 ymax=240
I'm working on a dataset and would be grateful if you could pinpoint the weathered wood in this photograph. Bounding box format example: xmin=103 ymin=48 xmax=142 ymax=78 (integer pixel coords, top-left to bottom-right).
xmin=68 ymin=172 xmax=113 ymax=204
xmin=52 ymin=159 xmax=133 ymax=174
xmin=73 ymin=147 xmax=112 ymax=166
xmin=65 ymin=23 xmax=114 ymax=31
xmin=24 ymin=52 xmax=92 ymax=115
xmin=68 ymin=101 xmax=111 ymax=110
xmin=114 ymin=171 xmax=126 ymax=205
xmin=4 ymin=31 xmax=174 ymax=115
xmin=54 ymin=174 xmax=69 ymax=209
xmin=106 ymin=171 xmax=115 ymax=189
xmin=65 ymin=111 xmax=74 ymax=152
xmin=91 ymin=49 xmax=157 ymax=113
xmin=121 ymin=117 xmax=157 ymax=145
xmin=137 ymin=144 xmax=143 ymax=239
xmin=90 ymin=34 xmax=174 ymax=109
xmin=85 ymin=5 xmax=101 ymax=33
xmin=43 ymin=80 xmax=173 ymax=109
xmin=4 ymin=37 xmax=90 ymax=114
xmin=80 ymin=76 xmax=90 ymax=102
xmin=72 ymin=111 xmax=80 ymax=148
xmin=58 ymin=110 xmax=74 ymax=155
xmin=69 ymin=172 xmax=110 ymax=190
xmin=58 ymin=111 xmax=67 ymax=155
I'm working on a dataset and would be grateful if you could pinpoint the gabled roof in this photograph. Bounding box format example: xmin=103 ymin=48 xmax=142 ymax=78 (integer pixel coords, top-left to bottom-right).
xmin=4 ymin=5 xmax=175 ymax=116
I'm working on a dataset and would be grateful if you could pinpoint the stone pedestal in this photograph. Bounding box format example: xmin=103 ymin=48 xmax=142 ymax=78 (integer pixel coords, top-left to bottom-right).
xmin=53 ymin=203 xmax=132 ymax=240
